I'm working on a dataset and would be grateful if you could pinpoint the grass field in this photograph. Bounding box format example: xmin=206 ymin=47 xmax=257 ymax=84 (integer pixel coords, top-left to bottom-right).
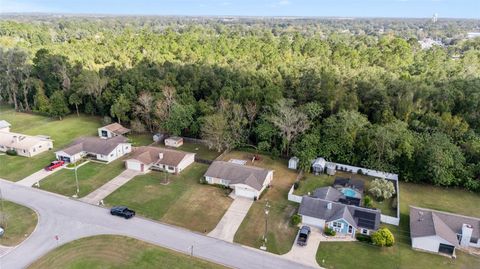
xmin=0 ymin=106 xmax=101 ymax=181
xmin=155 ymin=142 xmax=220 ymax=161
xmin=28 ymin=235 xmax=227 ymax=269
xmin=39 ymin=159 xmax=126 ymax=198
xmin=129 ymin=133 xmax=154 ymax=147
xmin=105 ymin=163 xmax=232 ymax=233
xmin=225 ymin=151 xmax=300 ymax=255
xmin=316 ymin=182 xmax=480 ymax=268
xmin=293 ymin=173 xmax=334 ymax=196
xmin=0 ymin=201 xmax=37 ymax=246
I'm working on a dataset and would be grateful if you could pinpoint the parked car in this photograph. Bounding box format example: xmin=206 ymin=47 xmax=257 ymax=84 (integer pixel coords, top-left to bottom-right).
xmin=296 ymin=225 xmax=311 ymax=246
xmin=45 ymin=160 xmax=65 ymax=171
xmin=110 ymin=206 xmax=136 ymax=219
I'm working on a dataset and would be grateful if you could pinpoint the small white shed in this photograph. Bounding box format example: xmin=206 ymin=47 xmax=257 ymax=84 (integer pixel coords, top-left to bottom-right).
xmin=312 ymin=158 xmax=326 ymax=174
xmin=288 ymin=157 xmax=299 ymax=170
xmin=165 ymin=136 xmax=183 ymax=148
xmin=326 ymin=162 xmax=336 ymax=176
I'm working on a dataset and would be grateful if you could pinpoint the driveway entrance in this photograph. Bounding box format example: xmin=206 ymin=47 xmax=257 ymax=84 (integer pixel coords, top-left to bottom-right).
xmin=208 ymin=195 xmax=253 ymax=242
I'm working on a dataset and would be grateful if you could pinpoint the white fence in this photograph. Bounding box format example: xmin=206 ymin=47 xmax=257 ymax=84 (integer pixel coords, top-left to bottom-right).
xmin=287 ymin=185 xmax=303 ymax=203
xmin=381 ymin=214 xmax=400 ymax=226
xmin=328 ymin=162 xmax=399 ymax=181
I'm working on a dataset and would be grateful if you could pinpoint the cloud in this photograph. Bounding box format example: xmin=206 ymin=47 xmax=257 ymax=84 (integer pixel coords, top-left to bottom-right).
xmin=0 ymin=0 xmax=63 ymax=13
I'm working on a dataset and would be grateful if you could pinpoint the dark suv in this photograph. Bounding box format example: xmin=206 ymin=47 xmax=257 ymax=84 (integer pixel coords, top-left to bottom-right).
xmin=110 ymin=206 xmax=135 ymax=219
xmin=296 ymin=225 xmax=311 ymax=246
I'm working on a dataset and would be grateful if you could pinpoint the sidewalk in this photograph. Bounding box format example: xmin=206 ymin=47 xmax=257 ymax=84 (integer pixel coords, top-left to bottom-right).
xmin=16 ymin=167 xmax=64 ymax=187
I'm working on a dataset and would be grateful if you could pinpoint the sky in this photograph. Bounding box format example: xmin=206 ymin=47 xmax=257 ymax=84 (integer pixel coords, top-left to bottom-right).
xmin=1 ymin=0 xmax=479 ymax=19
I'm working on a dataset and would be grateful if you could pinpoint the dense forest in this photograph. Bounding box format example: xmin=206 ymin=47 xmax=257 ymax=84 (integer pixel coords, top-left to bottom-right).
xmin=1 ymin=16 xmax=480 ymax=192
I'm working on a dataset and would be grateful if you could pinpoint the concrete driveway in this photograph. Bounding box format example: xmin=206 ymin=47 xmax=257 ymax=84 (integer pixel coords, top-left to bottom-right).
xmin=208 ymin=195 xmax=253 ymax=242
xmin=16 ymin=166 xmax=64 ymax=187
xmin=80 ymin=169 xmax=141 ymax=204
xmin=282 ymin=227 xmax=323 ymax=268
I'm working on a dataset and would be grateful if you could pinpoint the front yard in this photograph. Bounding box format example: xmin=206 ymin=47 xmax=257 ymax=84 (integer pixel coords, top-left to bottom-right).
xmin=223 ymin=151 xmax=299 ymax=255
xmin=28 ymin=235 xmax=227 ymax=269
xmin=0 ymin=106 xmax=101 ymax=181
xmin=104 ymin=163 xmax=232 ymax=233
xmin=39 ymin=159 xmax=125 ymax=198
xmin=0 ymin=201 xmax=38 ymax=246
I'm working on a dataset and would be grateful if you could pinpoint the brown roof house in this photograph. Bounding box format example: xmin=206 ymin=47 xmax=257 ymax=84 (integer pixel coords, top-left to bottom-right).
xmin=55 ymin=134 xmax=131 ymax=163
xmin=125 ymin=146 xmax=195 ymax=174
xmin=204 ymin=161 xmax=273 ymax=199
xmin=410 ymin=206 xmax=480 ymax=257
xmin=98 ymin=123 xmax=131 ymax=139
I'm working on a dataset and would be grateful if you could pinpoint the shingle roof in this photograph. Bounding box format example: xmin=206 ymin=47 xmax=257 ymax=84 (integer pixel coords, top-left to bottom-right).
xmin=0 ymin=120 xmax=11 ymax=129
xmin=204 ymin=161 xmax=272 ymax=191
xmin=128 ymin=146 xmax=194 ymax=167
xmin=299 ymin=196 xmax=381 ymax=230
xmin=0 ymin=131 xmax=51 ymax=150
xmin=59 ymin=135 xmax=128 ymax=156
xmin=312 ymin=187 xmax=345 ymax=202
xmin=409 ymin=206 xmax=480 ymax=246
xmin=102 ymin=123 xmax=130 ymax=135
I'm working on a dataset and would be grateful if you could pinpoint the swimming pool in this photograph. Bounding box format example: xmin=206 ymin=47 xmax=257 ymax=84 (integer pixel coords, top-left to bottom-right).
xmin=341 ymin=188 xmax=360 ymax=198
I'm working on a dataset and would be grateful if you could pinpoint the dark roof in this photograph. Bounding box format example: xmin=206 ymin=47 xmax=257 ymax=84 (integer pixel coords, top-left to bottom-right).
xmin=333 ymin=177 xmax=364 ymax=192
xmin=410 ymin=206 xmax=480 ymax=247
xmin=128 ymin=146 xmax=194 ymax=167
xmin=59 ymin=135 xmax=128 ymax=156
xmin=204 ymin=161 xmax=272 ymax=191
xmin=312 ymin=187 xmax=344 ymax=202
xmin=102 ymin=123 xmax=130 ymax=135
xmin=299 ymin=196 xmax=381 ymax=230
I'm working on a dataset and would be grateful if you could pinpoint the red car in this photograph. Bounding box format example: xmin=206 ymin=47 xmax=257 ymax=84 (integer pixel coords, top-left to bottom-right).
xmin=45 ymin=160 xmax=65 ymax=171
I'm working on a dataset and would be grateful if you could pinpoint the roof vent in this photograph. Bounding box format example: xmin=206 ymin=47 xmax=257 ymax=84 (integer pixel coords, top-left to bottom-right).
xmin=327 ymin=202 xmax=332 ymax=210
xmin=418 ymin=211 xmax=424 ymax=221
xmin=159 ymin=153 xmax=164 ymax=159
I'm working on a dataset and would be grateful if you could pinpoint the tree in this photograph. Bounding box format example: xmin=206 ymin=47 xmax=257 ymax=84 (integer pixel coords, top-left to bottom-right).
xmin=110 ymin=94 xmax=131 ymax=125
xmin=201 ymin=113 xmax=229 ymax=152
xmin=371 ymin=228 xmax=395 ymax=247
xmin=162 ymin=103 xmax=195 ymax=136
xmin=49 ymin=91 xmax=70 ymax=120
xmin=69 ymin=92 xmax=82 ymax=116
xmin=292 ymin=131 xmax=321 ymax=172
xmin=135 ymin=92 xmax=156 ymax=132
xmin=369 ymin=178 xmax=396 ymax=201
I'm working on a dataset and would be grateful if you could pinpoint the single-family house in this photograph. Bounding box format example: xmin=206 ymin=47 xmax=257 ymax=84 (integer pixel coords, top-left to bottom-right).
xmin=125 ymin=146 xmax=195 ymax=174
xmin=0 ymin=131 xmax=53 ymax=157
xmin=0 ymin=120 xmax=11 ymax=132
xmin=204 ymin=161 xmax=273 ymax=199
xmin=288 ymin=156 xmax=299 ymax=170
xmin=98 ymin=123 xmax=130 ymax=139
xmin=312 ymin=157 xmax=326 ymax=174
xmin=298 ymin=196 xmax=381 ymax=237
xmin=410 ymin=206 xmax=480 ymax=257
xmin=55 ymin=135 xmax=131 ymax=163
xmin=164 ymin=136 xmax=183 ymax=148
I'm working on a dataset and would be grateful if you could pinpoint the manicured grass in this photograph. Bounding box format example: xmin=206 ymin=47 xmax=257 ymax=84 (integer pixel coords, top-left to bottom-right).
xmin=225 ymin=151 xmax=300 ymax=255
xmin=39 ymin=159 xmax=125 ymax=198
xmin=293 ymin=173 xmax=334 ymax=196
xmin=28 ymin=235 xmax=227 ymax=269
xmin=0 ymin=106 xmax=101 ymax=181
xmin=105 ymin=163 xmax=232 ymax=233
xmin=129 ymin=133 xmax=154 ymax=147
xmin=0 ymin=201 xmax=38 ymax=246
xmin=156 ymin=142 xmax=220 ymax=161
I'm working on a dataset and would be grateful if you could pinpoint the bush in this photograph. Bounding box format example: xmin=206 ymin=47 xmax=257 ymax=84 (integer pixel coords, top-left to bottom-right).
xmin=369 ymin=178 xmax=396 ymax=201
xmin=6 ymin=149 xmax=17 ymax=156
xmin=363 ymin=195 xmax=373 ymax=208
xmin=371 ymin=227 xmax=395 ymax=247
xmin=357 ymin=169 xmax=363 ymax=175
xmin=293 ymin=181 xmax=300 ymax=190
xmin=257 ymin=141 xmax=271 ymax=152
xmin=356 ymin=233 xmax=372 ymax=243
xmin=324 ymin=227 xmax=336 ymax=236
xmin=291 ymin=214 xmax=301 ymax=226
xmin=102 ymin=116 xmax=112 ymax=125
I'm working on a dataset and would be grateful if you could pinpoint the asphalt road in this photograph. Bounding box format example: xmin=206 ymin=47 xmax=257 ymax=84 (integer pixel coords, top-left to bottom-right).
xmin=0 ymin=179 xmax=315 ymax=269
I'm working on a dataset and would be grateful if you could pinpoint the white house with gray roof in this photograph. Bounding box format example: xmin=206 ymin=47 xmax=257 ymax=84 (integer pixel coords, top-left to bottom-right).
xmin=410 ymin=206 xmax=480 ymax=257
xmin=204 ymin=161 xmax=273 ymax=199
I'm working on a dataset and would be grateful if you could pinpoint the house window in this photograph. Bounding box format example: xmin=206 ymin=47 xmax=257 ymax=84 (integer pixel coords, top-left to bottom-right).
xmin=23 ymin=149 xmax=26 ymax=153
xmin=101 ymin=130 xmax=108 ymax=137
xmin=361 ymin=229 xmax=368 ymax=235
xmin=39 ymin=145 xmax=42 ymax=148
xmin=348 ymin=226 xmax=353 ymax=234
xmin=332 ymin=222 xmax=342 ymax=228
xmin=168 ymin=166 xmax=174 ymax=170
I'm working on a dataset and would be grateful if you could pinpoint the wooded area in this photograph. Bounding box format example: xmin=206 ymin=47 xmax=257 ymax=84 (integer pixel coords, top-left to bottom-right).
xmin=0 ymin=16 xmax=479 ymax=191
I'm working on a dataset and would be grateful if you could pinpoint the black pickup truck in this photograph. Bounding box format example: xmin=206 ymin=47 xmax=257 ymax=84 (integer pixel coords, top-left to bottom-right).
xmin=110 ymin=206 xmax=136 ymax=219
xmin=296 ymin=225 xmax=311 ymax=246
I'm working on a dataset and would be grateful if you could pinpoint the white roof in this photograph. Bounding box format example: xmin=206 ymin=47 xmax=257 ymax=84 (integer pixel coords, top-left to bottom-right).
xmin=0 ymin=131 xmax=51 ymax=150
xmin=0 ymin=120 xmax=11 ymax=129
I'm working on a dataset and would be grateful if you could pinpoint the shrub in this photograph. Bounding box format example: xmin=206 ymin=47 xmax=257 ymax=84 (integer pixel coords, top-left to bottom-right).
xmin=291 ymin=214 xmax=301 ymax=226
xmin=324 ymin=227 xmax=336 ymax=236
xmin=102 ymin=116 xmax=112 ymax=125
xmin=6 ymin=149 xmax=17 ymax=156
xmin=293 ymin=181 xmax=300 ymax=190
xmin=369 ymin=178 xmax=396 ymax=201
xmin=371 ymin=227 xmax=395 ymax=247
xmin=257 ymin=141 xmax=271 ymax=152
xmin=363 ymin=195 xmax=373 ymax=208
xmin=357 ymin=169 xmax=363 ymax=175
xmin=356 ymin=233 xmax=372 ymax=243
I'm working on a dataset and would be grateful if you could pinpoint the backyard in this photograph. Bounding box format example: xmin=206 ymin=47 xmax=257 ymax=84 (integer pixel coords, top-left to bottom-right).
xmin=104 ymin=163 xmax=232 ymax=233
xmin=224 ymin=151 xmax=300 ymax=255
xmin=0 ymin=106 xmax=101 ymax=181
xmin=0 ymin=201 xmax=38 ymax=246
xmin=38 ymin=159 xmax=125 ymax=198
xmin=156 ymin=141 xmax=221 ymax=161
xmin=28 ymin=235 xmax=227 ymax=269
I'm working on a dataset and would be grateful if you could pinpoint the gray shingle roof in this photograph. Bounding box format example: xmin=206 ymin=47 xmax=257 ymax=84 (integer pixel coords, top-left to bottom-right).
xmin=299 ymin=196 xmax=381 ymax=230
xmin=59 ymin=135 xmax=128 ymax=156
xmin=409 ymin=206 xmax=480 ymax=247
xmin=128 ymin=146 xmax=194 ymax=167
xmin=312 ymin=187 xmax=345 ymax=202
xmin=204 ymin=161 xmax=272 ymax=191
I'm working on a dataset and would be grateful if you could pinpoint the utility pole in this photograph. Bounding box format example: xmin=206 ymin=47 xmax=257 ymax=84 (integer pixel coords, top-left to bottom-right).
xmin=72 ymin=160 xmax=79 ymax=198
xmin=0 ymin=188 xmax=5 ymax=228
xmin=261 ymin=200 xmax=270 ymax=251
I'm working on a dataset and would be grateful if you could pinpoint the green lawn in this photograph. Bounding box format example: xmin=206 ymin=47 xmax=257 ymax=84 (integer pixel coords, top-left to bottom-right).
xmin=224 ymin=151 xmax=300 ymax=255
xmin=105 ymin=163 xmax=232 ymax=233
xmin=293 ymin=173 xmax=334 ymax=196
xmin=39 ymin=159 xmax=125 ymax=198
xmin=316 ymin=182 xmax=480 ymax=268
xmin=129 ymin=133 xmax=154 ymax=147
xmin=0 ymin=106 xmax=101 ymax=181
xmin=156 ymin=142 xmax=220 ymax=161
xmin=0 ymin=201 xmax=38 ymax=246
xmin=28 ymin=235 xmax=227 ymax=269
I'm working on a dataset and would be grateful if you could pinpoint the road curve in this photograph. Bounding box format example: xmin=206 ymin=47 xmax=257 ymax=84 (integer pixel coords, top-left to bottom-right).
xmin=0 ymin=179 xmax=315 ymax=269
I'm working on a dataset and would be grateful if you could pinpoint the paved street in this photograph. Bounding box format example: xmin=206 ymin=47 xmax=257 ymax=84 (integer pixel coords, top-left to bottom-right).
xmin=0 ymin=179 xmax=315 ymax=269
xmin=208 ymin=195 xmax=253 ymax=242
xmin=16 ymin=167 xmax=63 ymax=187
xmin=80 ymin=169 xmax=141 ymax=204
